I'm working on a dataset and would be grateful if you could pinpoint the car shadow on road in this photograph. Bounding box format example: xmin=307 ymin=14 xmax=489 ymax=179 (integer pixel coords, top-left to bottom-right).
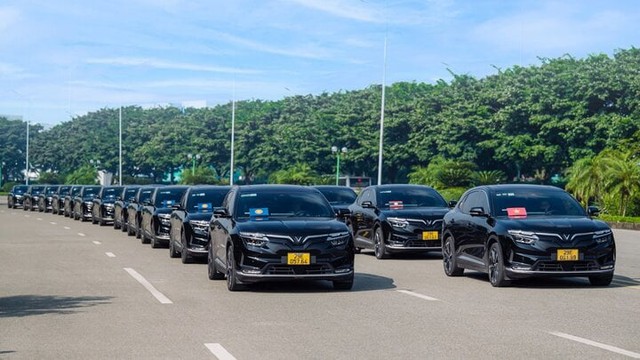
xmin=461 ymin=272 xmax=638 ymax=289
xmin=0 ymin=295 xmax=113 ymax=318
xmin=358 ymin=251 xmax=443 ymax=260
xmin=244 ymin=272 xmax=396 ymax=293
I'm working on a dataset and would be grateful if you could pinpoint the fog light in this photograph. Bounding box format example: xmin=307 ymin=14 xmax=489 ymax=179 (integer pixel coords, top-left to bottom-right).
xmin=601 ymin=265 xmax=614 ymax=270
xmin=335 ymin=268 xmax=352 ymax=274
xmin=242 ymin=269 xmax=261 ymax=274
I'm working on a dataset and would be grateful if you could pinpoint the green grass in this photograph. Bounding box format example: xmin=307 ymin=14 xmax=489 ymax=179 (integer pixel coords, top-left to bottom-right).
xmin=600 ymin=214 xmax=640 ymax=224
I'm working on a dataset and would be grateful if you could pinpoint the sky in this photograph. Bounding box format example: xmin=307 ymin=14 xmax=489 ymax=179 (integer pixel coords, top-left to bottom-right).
xmin=1 ymin=0 xmax=638 ymax=127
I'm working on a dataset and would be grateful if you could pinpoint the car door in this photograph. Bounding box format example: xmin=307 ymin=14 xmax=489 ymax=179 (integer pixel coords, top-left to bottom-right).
xmin=351 ymin=188 xmax=374 ymax=247
xmin=455 ymin=190 xmax=490 ymax=269
xmin=212 ymin=189 xmax=235 ymax=265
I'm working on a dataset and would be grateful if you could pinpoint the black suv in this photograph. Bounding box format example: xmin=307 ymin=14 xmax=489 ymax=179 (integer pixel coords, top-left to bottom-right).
xmin=441 ymin=184 xmax=616 ymax=287
xmin=347 ymin=184 xmax=450 ymax=259
xmin=64 ymin=185 xmax=83 ymax=217
xmin=73 ymin=185 xmax=102 ymax=221
xmin=169 ymin=185 xmax=230 ymax=263
xmin=38 ymin=185 xmax=60 ymax=212
xmin=7 ymin=185 xmax=28 ymax=209
xmin=23 ymin=185 xmax=46 ymax=211
xmin=52 ymin=185 xmax=71 ymax=215
xmin=141 ymin=185 xmax=189 ymax=248
xmin=207 ymin=185 xmax=354 ymax=291
xmin=126 ymin=186 xmax=159 ymax=238
xmin=92 ymin=186 xmax=124 ymax=226
xmin=114 ymin=186 xmax=140 ymax=231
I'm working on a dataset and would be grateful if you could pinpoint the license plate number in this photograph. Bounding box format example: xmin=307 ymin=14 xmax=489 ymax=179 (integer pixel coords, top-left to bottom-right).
xmin=422 ymin=231 xmax=439 ymax=240
xmin=287 ymin=252 xmax=310 ymax=265
xmin=557 ymin=249 xmax=579 ymax=261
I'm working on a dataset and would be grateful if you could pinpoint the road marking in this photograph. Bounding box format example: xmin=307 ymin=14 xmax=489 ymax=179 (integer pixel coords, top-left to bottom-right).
xmin=50 ymin=221 xmax=57 ymax=225
xmin=550 ymin=332 xmax=640 ymax=359
xmin=205 ymin=343 xmax=237 ymax=360
xmin=24 ymin=214 xmax=30 ymax=217
xmin=105 ymin=252 xmax=116 ymax=258
xmin=397 ymin=289 xmax=439 ymax=301
xmin=124 ymin=268 xmax=173 ymax=304
xmin=64 ymin=226 xmax=71 ymax=230
xmin=92 ymin=241 xmax=101 ymax=245
xmin=78 ymin=233 xmax=86 ymax=237
xmin=37 ymin=217 xmax=43 ymax=220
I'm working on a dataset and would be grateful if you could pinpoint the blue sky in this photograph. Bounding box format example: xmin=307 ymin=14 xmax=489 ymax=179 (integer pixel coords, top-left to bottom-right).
xmin=1 ymin=0 xmax=638 ymax=127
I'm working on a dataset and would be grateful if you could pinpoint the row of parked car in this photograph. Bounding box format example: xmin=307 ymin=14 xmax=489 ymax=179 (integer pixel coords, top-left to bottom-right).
xmin=7 ymin=182 xmax=616 ymax=289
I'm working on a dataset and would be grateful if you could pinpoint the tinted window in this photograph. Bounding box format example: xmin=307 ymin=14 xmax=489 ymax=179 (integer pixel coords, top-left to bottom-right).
xmin=377 ymin=187 xmax=447 ymax=209
xmin=492 ymin=189 xmax=585 ymax=217
xmin=154 ymin=189 xmax=187 ymax=207
xmin=13 ymin=186 xmax=28 ymax=194
xmin=460 ymin=191 xmax=487 ymax=213
xmin=316 ymin=188 xmax=357 ymax=205
xmin=357 ymin=189 xmax=373 ymax=205
xmin=83 ymin=187 xmax=100 ymax=197
xmin=235 ymin=190 xmax=334 ymax=219
xmin=139 ymin=189 xmax=154 ymax=203
xmin=71 ymin=187 xmax=82 ymax=196
xmin=125 ymin=188 xmax=138 ymax=199
xmin=186 ymin=189 xmax=228 ymax=212
xmin=102 ymin=188 xmax=121 ymax=199
xmin=46 ymin=187 xmax=59 ymax=195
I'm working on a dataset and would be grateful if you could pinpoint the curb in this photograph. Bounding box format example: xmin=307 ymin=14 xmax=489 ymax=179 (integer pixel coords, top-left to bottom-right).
xmin=606 ymin=222 xmax=640 ymax=231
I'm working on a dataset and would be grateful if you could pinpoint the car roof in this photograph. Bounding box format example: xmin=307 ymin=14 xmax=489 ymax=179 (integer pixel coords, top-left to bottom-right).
xmin=236 ymin=184 xmax=317 ymax=192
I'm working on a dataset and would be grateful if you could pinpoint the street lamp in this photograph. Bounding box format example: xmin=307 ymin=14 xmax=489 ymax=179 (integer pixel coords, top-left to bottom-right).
xmin=90 ymin=159 xmax=101 ymax=169
xmin=187 ymin=153 xmax=201 ymax=175
xmin=331 ymin=146 xmax=347 ymax=186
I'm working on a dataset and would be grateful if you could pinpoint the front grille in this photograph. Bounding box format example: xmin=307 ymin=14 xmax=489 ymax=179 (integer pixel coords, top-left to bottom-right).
xmin=533 ymin=261 xmax=600 ymax=272
xmin=404 ymin=240 xmax=441 ymax=248
xmin=264 ymin=264 xmax=333 ymax=275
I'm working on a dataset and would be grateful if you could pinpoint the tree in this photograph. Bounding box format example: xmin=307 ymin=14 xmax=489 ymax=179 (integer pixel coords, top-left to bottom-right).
xmin=65 ymin=165 xmax=97 ymax=185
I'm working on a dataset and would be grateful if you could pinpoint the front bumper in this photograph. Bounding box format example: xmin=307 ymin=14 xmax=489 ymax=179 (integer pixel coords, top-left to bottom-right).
xmin=384 ymin=222 xmax=442 ymax=253
xmin=233 ymin=236 xmax=354 ymax=284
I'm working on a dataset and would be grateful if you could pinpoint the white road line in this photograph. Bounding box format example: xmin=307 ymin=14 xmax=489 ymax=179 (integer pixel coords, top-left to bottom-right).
xmin=92 ymin=241 xmax=101 ymax=245
xmin=64 ymin=226 xmax=71 ymax=230
xmin=105 ymin=252 xmax=116 ymax=258
xmin=124 ymin=268 xmax=173 ymax=304
xmin=37 ymin=217 xmax=43 ymax=220
xmin=205 ymin=343 xmax=237 ymax=360
xmin=24 ymin=214 xmax=30 ymax=217
xmin=397 ymin=289 xmax=439 ymax=301
xmin=50 ymin=221 xmax=57 ymax=225
xmin=550 ymin=332 xmax=640 ymax=359
xmin=78 ymin=233 xmax=86 ymax=237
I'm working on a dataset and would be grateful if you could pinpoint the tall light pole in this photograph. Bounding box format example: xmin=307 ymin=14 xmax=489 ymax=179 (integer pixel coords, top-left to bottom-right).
xmin=230 ymin=80 xmax=236 ymax=186
xmin=377 ymin=36 xmax=387 ymax=186
xmin=119 ymin=106 xmax=122 ymax=185
xmin=187 ymin=153 xmax=200 ymax=175
xmin=25 ymin=120 xmax=30 ymax=185
xmin=331 ymin=146 xmax=347 ymax=186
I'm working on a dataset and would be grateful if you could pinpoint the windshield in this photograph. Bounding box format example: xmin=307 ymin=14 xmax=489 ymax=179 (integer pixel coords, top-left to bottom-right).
xmin=186 ymin=189 xmax=227 ymax=213
xmin=492 ymin=189 xmax=586 ymax=217
xmin=154 ymin=188 xmax=187 ymax=207
xmin=46 ymin=187 xmax=59 ymax=195
xmin=31 ymin=186 xmax=45 ymax=195
xmin=124 ymin=188 xmax=138 ymax=199
xmin=59 ymin=186 xmax=71 ymax=194
xmin=139 ymin=189 xmax=153 ymax=203
xmin=83 ymin=187 xmax=100 ymax=198
xmin=236 ymin=190 xmax=334 ymax=219
xmin=71 ymin=187 xmax=82 ymax=196
xmin=317 ymin=187 xmax=357 ymax=205
xmin=378 ymin=187 xmax=447 ymax=209
xmin=13 ymin=186 xmax=28 ymax=194
xmin=102 ymin=188 xmax=121 ymax=200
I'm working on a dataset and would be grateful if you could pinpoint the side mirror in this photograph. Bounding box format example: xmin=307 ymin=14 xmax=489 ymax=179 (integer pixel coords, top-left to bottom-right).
xmin=469 ymin=207 xmax=488 ymax=217
xmin=213 ymin=207 xmax=230 ymax=218
xmin=361 ymin=201 xmax=375 ymax=209
xmin=171 ymin=204 xmax=181 ymax=210
xmin=587 ymin=206 xmax=600 ymax=217
xmin=448 ymin=200 xmax=458 ymax=208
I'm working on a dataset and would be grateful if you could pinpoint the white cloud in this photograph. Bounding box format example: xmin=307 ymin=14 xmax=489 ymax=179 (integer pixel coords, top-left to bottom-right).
xmin=283 ymin=0 xmax=382 ymax=23
xmin=84 ymin=57 xmax=262 ymax=75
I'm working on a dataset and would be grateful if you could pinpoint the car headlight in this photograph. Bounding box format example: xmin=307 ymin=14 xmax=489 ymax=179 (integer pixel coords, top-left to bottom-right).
xmin=104 ymin=204 xmax=114 ymax=209
xmin=158 ymin=213 xmax=171 ymax=225
xmin=240 ymin=232 xmax=268 ymax=247
xmin=593 ymin=229 xmax=613 ymax=244
xmin=388 ymin=217 xmax=409 ymax=228
xmin=508 ymin=230 xmax=538 ymax=244
xmin=327 ymin=232 xmax=350 ymax=246
xmin=189 ymin=220 xmax=209 ymax=231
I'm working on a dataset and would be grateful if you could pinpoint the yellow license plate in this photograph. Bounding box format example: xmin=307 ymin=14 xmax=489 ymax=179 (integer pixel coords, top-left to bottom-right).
xmin=287 ymin=252 xmax=310 ymax=265
xmin=422 ymin=231 xmax=439 ymax=240
xmin=557 ymin=249 xmax=579 ymax=261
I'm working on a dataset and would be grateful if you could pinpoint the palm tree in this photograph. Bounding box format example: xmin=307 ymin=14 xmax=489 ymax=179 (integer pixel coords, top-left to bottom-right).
xmin=566 ymin=157 xmax=603 ymax=209
xmin=601 ymin=151 xmax=640 ymax=217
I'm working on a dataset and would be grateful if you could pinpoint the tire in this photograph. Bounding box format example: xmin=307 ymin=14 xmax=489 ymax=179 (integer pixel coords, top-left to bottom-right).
xmin=333 ymin=272 xmax=354 ymax=290
xmin=488 ymin=242 xmax=509 ymax=287
xmin=150 ymin=221 xmax=160 ymax=248
xmin=589 ymin=273 xmax=613 ymax=286
xmin=127 ymin=219 xmax=135 ymax=236
xmin=373 ymin=227 xmax=389 ymax=259
xmin=347 ymin=222 xmax=361 ymax=254
xmin=442 ymin=235 xmax=464 ymax=276
xmin=180 ymin=231 xmax=192 ymax=264
xmin=226 ymin=245 xmax=244 ymax=291
xmin=169 ymin=235 xmax=180 ymax=258
xmin=208 ymin=245 xmax=225 ymax=280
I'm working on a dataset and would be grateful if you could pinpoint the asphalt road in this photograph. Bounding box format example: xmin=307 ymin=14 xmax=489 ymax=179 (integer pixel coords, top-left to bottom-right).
xmin=1 ymin=203 xmax=639 ymax=359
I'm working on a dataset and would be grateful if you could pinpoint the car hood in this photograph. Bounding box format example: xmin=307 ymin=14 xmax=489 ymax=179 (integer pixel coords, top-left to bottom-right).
xmin=236 ymin=218 xmax=348 ymax=236
xmin=499 ymin=216 xmax=611 ymax=234
xmin=186 ymin=212 xmax=214 ymax=221
xmin=382 ymin=207 xmax=449 ymax=219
